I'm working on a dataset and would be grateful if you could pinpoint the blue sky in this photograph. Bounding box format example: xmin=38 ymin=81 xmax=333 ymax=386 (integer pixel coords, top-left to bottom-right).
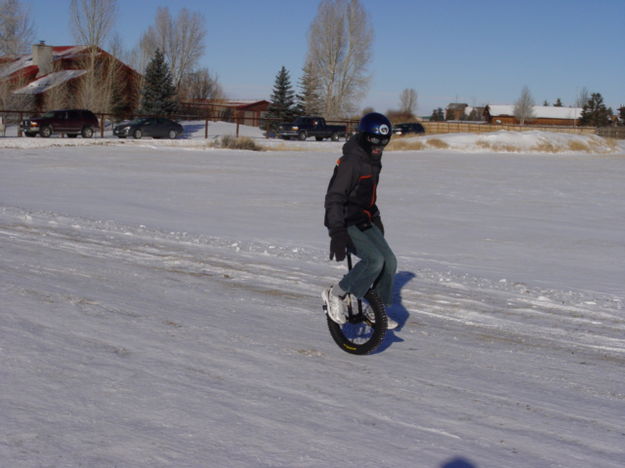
xmin=23 ymin=0 xmax=624 ymax=114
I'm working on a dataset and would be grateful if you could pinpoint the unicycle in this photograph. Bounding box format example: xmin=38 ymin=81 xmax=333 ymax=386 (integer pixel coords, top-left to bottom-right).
xmin=323 ymin=254 xmax=388 ymax=355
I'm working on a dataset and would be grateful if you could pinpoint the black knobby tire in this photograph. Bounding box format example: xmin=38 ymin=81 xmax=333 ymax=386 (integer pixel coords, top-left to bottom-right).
xmin=326 ymin=290 xmax=387 ymax=355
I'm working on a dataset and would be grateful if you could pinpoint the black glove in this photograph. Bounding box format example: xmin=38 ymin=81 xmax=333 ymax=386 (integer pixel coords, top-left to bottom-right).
xmin=329 ymin=229 xmax=353 ymax=262
xmin=372 ymin=215 xmax=384 ymax=236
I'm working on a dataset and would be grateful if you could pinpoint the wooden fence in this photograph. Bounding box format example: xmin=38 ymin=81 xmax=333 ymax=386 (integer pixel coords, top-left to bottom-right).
xmin=596 ymin=126 xmax=625 ymax=139
xmin=0 ymin=108 xmax=621 ymax=139
xmin=423 ymin=121 xmax=597 ymax=136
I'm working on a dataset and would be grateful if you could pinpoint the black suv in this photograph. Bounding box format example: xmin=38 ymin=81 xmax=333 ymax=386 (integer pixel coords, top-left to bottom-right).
xmin=392 ymin=122 xmax=425 ymax=136
xmin=21 ymin=109 xmax=99 ymax=138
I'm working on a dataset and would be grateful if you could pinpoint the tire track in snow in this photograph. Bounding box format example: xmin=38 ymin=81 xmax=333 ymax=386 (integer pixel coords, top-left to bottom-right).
xmin=1 ymin=205 xmax=624 ymax=362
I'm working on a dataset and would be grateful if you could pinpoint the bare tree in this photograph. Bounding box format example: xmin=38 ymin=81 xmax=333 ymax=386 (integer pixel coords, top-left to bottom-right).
xmin=307 ymin=0 xmax=373 ymax=119
xmin=575 ymin=86 xmax=590 ymax=108
xmin=139 ymin=7 xmax=206 ymax=89
xmin=0 ymin=0 xmax=35 ymax=55
xmin=399 ymin=88 xmax=418 ymax=116
xmin=178 ymin=68 xmax=224 ymax=101
xmin=514 ymin=85 xmax=535 ymax=125
xmin=107 ymin=32 xmax=126 ymax=61
xmin=69 ymin=0 xmax=117 ymax=47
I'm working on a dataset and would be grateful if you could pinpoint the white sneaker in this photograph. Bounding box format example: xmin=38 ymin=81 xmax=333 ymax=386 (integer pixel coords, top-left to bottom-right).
xmin=322 ymin=287 xmax=347 ymax=324
xmin=363 ymin=304 xmax=398 ymax=330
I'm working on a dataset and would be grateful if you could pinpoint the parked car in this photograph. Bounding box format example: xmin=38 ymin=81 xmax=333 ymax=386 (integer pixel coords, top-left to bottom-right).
xmin=113 ymin=117 xmax=183 ymax=139
xmin=392 ymin=122 xmax=425 ymax=136
xmin=277 ymin=116 xmax=347 ymax=141
xmin=21 ymin=109 xmax=99 ymax=138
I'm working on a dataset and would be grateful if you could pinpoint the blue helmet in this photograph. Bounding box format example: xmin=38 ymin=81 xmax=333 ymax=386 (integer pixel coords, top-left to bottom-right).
xmin=358 ymin=112 xmax=392 ymax=146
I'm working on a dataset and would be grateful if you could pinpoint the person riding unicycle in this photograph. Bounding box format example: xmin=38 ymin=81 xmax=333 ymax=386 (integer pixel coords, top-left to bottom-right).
xmin=322 ymin=112 xmax=398 ymax=330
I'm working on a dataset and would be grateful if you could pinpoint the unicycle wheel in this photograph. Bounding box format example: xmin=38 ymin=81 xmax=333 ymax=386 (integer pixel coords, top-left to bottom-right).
xmin=326 ymin=290 xmax=387 ymax=355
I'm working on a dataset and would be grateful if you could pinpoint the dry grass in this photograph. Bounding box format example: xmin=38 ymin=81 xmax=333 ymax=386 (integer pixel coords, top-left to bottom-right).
xmin=386 ymin=139 xmax=426 ymax=151
xmin=386 ymin=136 xmax=447 ymax=151
xmin=530 ymin=141 xmax=561 ymax=153
xmin=567 ymin=140 xmax=590 ymax=152
xmin=475 ymin=140 xmax=519 ymax=152
xmin=584 ymin=138 xmax=618 ymax=153
xmin=425 ymin=138 xmax=450 ymax=149
xmin=531 ymin=137 xmax=617 ymax=154
xmin=220 ymin=135 xmax=264 ymax=151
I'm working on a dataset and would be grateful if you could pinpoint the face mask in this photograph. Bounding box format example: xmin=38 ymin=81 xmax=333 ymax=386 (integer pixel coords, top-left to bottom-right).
xmin=361 ymin=133 xmax=388 ymax=157
xmin=370 ymin=145 xmax=385 ymax=157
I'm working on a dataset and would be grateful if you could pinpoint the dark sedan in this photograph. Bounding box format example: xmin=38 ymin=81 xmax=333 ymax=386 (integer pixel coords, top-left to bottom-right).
xmin=392 ymin=122 xmax=425 ymax=136
xmin=113 ymin=117 xmax=183 ymax=139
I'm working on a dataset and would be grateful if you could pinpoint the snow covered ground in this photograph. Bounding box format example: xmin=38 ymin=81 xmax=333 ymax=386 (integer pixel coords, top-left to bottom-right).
xmin=1 ymin=125 xmax=624 ymax=467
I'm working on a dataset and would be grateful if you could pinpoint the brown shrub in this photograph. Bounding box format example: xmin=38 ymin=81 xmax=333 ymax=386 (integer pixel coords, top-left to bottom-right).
xmin=220 ymin=135 xmax=263 ymax=151
xmin=386 ymin=138 xmax=426 ymax=151
xmin=426 ymin=138 xmax=449 ymax=149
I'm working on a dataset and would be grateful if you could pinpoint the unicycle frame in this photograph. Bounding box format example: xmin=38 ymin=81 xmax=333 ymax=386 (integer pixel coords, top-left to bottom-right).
xmin=345 ymin=253 xmax=363 ymax=320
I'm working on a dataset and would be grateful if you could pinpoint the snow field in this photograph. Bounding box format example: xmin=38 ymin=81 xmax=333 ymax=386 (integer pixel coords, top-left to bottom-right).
xmin=1 ymin=131 xmax=624 ymax=467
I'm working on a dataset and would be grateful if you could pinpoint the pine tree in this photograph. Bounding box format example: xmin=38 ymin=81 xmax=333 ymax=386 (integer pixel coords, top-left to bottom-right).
xmin=140 ymin=49 xmax=177 ymax=116
xmin=266 ymin=66 xmax=296 ymax=131
xmin=295 ymin=61 xmax=322 ymax=116
xmin=554 ymin=98 xmax=563 ymax=107
xmin=579 ymin=93 xmax=612 ymax=127
xmin=430 ymin=108 xmax=445 ymax=121
xmin=110 ymin=80 xmax=132 ymax=121
xmin=619 ymin=106 xmax=625 ymax=125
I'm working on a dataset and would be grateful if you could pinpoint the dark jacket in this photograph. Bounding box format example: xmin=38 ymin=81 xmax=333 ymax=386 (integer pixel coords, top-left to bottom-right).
xmin=324 ymin=134 xmax=382 ymax=235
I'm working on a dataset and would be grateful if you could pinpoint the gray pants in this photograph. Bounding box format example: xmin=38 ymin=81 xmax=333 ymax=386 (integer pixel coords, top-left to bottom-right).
xmin=339 ymin=225 xmax=397 ymax=306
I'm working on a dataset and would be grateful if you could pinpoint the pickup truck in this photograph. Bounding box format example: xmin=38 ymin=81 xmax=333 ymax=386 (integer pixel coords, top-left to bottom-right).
xmin=277 ymin=116 xmax=347 ymax=141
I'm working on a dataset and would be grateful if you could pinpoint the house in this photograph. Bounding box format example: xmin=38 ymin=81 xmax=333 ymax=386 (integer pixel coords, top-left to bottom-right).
xmin=446 ymin=103 xmax=468 ymax=120
xmin=179 ymin=99 xmax=270 ymax=127
xmin=0 ymin=41 xmax=141 ymax=115
xmin=483 ymin=104 xmax=582 ymax=126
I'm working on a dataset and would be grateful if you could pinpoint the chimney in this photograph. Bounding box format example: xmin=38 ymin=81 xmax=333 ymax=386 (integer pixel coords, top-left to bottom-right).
xmin=32 ymin=41 xmax=53 ymax=77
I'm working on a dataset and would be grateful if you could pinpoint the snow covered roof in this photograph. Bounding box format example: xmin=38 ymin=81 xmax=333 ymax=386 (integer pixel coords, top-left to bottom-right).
xmin=0 ymin=45 xmax=90 ymax=80
xmin=0 ymin=54 xmax=35 ymax=79
xmin=487 ymin=105 xmax=582 ymax=120
xmin=12 ymin=70 xmax=87 ymax=95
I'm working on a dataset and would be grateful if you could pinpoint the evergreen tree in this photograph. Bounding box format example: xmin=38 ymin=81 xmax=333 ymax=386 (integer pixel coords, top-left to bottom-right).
xmin=430 ymin=108 xmax=445 ymax=121
xmin=554 ymin=98 xmax=563 ymax=107
xmin=140 ymin=49 xmax=177 ymax=116
xmin=467 ymin=108 xmax=482 ymax=121
xmin=295 ymin=61 xmax=322 ymax=116
xmin=266 ymin=66 xmax=296 ymax=130
xmin=579 ymin=93 xmax=612 ymax=127
xmin=619 ymin=106 xmax=625 ymax=125
xmin=110 ymin=80 xmax=133 ymax=121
